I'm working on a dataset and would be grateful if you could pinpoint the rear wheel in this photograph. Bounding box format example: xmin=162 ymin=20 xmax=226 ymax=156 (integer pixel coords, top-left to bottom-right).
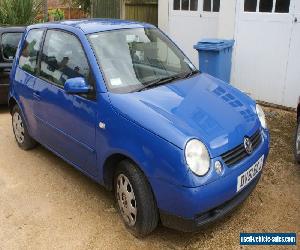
xmin=295 ymin=122 xmax=300 ymax=163
xmin=114 ymin=160 xmax=159 ymax=237
xmin=12 ymin=105 xmax=37 ymax=150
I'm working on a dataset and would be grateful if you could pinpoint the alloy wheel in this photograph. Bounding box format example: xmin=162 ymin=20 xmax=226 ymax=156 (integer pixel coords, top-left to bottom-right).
xmin=13 ymin=112 xmax=25 ymax=144
xmin=116 ymin=174 xmax=137 ymax=226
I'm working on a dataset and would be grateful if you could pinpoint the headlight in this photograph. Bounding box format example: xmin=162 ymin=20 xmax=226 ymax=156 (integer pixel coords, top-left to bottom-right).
xmin=256 ymin=104 xmax=267 ymax=129
xmin=185 ymin=139 xmax=210 ymax=176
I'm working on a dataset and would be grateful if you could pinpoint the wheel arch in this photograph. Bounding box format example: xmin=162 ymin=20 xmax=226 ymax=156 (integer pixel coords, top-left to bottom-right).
xmin=8 ymin=97 xmax=17 ymax=114
xmin=8 ymin=97 xmax=31 ymax=135
xmin=102 ymin=153 xmax=153 ymax=193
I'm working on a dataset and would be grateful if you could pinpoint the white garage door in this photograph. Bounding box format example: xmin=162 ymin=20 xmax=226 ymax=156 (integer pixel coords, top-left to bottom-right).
xmin=168 ymin=0 xmax=220 ymax=67
xmin=232 ymin=0 xmax=300 ymax=108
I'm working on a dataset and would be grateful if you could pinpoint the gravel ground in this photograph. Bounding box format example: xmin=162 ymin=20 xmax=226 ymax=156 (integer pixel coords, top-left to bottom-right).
xmin=0 ymin=105 xmax=299 ymax=249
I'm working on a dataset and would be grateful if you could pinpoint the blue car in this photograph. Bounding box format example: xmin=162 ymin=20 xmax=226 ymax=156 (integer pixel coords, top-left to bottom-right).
xmin=9 ymin=19 xmax=270 ymax=236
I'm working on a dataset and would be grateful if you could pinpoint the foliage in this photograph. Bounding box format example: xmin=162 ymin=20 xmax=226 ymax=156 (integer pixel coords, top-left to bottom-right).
xmin=61 ymin=0 xmax=91 ymax=14
xmin=0 ymin=0 xmax=42 ymax=25
xmin=49 ymin=8 xmax=65 ymax=21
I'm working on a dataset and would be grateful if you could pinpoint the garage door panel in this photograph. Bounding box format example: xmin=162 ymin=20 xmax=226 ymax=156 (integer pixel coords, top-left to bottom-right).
xmin=169 ymin=16 xmax=218 ymax=65
xmin=283 ymin=13 xmax=300 ymax=107
xmin=233 ymin=19 xmax=292 ymax=104
xmin=232 ymin=0 xmax=297 ymax=107
xmin=169 ymin=0 xmax=219 ymax=67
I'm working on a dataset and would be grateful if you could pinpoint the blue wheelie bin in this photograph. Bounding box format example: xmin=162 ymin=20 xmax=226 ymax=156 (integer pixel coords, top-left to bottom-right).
xmin=194 ymin=39 xmax=235 ymax=83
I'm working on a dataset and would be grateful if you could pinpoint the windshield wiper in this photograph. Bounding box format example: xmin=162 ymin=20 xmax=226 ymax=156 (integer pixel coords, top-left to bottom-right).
xmin=136 ymin=75 xmax=180 ymax=92
xmin=137 ymin=70 xmax=199 ymax=92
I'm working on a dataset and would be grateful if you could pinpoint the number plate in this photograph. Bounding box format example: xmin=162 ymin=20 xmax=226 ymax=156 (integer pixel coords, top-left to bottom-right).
xmin=237 ymin=155 xmax=264 ymax=192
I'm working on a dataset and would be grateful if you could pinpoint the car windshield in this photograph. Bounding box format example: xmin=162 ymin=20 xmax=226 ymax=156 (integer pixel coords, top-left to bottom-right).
xmin=1 ymin=32 xmax=23 ymax=60
xmin=88 ymin=28 xmax=197 ymax=93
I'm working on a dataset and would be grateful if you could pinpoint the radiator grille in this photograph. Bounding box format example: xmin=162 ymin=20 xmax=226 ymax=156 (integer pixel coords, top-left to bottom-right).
xmin=221 ymin=130 xmax=262 ymax=167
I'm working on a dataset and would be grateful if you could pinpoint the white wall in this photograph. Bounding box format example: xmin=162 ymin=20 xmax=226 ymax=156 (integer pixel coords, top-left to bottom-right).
xmin=158 ymin=0 xmax=169 ymax=33
xmin=218 ymin=0 xmax=237 ymax=39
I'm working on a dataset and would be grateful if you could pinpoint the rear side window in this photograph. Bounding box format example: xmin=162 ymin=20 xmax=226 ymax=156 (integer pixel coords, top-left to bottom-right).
xmin=1 ymin=32 xmax=23 ymax=60
xmin=19 ymin=29 xmax=44 ymax=75
xmin=40 ymin=30 xmax=91 ymax=88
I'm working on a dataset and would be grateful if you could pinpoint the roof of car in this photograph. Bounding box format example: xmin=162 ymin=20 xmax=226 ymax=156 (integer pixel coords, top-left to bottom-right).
xmin=0 ymin=26 xmax=26 ymax=33
xmin=28 ymin=19 xmax=155 ymax=34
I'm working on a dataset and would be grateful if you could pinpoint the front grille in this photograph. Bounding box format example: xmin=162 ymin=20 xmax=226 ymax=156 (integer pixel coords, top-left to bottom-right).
xmin=221 ymin=129 xmax=262 ymax=167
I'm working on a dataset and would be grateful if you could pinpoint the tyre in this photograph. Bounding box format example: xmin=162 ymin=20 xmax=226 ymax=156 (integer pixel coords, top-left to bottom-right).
xmin=12 ymin=105 xmax=37 ymax=150
xmin=114 ymin=160 xmax=159 ymax=237
xmin=295 ymin=121 xmax=300 ymax=164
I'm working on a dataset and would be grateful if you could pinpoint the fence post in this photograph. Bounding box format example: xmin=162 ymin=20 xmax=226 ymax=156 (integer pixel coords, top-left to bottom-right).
xmin=43 ymin=0 xmax=48 ymax=21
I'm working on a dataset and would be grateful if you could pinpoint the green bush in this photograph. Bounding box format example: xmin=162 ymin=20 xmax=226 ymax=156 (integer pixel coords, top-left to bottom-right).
xmin=0 ymin=0 xmax=42 ymax=25
xmin=48 ymin=8 xmax=64 ymax=21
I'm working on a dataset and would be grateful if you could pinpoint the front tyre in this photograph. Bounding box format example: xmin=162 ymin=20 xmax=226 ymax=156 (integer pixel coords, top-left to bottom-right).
xmin=12 ymin=105 xmax=37 ymax=150
xmin=295 ymin=122 xmax=300 ymax=163
xmin=114 ymin=160 xmax=159 ymax=237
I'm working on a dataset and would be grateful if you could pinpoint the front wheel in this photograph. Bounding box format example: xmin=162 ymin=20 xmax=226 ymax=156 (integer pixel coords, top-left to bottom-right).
xmin=12 ymin=105 xmax=37 ymax=150
xmin=295 ymin=122 xmax=300 ymax=163
xmin=114 ymin=160 xmax=159 ymax=237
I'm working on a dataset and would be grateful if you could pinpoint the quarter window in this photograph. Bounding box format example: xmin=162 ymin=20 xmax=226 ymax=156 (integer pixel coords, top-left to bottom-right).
xmin=213 ymin=0 xmax=220 ymax=12
xmin=19 ymin=29 xmax=44 ymax=75
xmin=259 ymin=0 xmax=273 ymax=12
xmin=173 ymin=0 xmax=198 ymax=11
xmin=244 ymin=0 xmax=257 ymax=12
xmin=181 ymin=0 xmax=189 ymax=10
xmin=40 ymin=30 xmax=91 ymax=88
xmin=174 ymin=0 xmax=180 ymax=10
xmin=203 ymin=0 xmax=220 ymax=12
xmin=244 ymin=0 xmax=290 ymax=13
xmin=190 ymin=0 xmax=198 ymax=11
xmin=1 ymin=32 xmax=23 ymax=61
xmin=203 ymin=0 xmax=211 ymax=11
xmin=275 ymin=0 xmax=290 ymax=13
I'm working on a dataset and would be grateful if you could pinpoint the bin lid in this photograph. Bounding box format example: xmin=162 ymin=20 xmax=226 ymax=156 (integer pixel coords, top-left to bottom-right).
xmin=194 ymin=39 xmax=235 ymax=51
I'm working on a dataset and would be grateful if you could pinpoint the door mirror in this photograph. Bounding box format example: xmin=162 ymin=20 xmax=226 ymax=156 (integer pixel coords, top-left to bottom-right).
xmin=64 ymin=77 xmax=90 ymax=94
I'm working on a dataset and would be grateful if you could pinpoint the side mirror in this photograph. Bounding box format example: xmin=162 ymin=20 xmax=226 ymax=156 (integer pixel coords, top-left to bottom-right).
xmin=64 ymin=77 xmax=90 ymax=94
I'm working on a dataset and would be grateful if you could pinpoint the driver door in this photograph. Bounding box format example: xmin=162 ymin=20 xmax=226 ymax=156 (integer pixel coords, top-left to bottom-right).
xmin=32 ymin=29 xmax=98 ymax=177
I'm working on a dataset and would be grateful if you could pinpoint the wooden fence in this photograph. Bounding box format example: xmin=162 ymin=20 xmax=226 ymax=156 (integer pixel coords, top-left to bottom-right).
xmin=91 ymin=0 xmax=158 ymax=26
xmin=123 ymin=0 xmax=158 ymax=26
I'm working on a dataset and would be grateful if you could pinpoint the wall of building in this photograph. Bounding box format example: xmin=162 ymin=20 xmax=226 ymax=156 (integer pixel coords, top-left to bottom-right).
xmin=158 ymin=0 xmax=169 ymax=33
xmin=158 ymin=0 xmax=300 ymax=108
xmin=217 ymin=0 xmax=237 ymax=39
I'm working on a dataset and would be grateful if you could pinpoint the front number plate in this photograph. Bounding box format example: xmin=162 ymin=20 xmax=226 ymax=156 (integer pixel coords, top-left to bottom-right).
xmin=237 ymin=155 xmax=264 ymax=192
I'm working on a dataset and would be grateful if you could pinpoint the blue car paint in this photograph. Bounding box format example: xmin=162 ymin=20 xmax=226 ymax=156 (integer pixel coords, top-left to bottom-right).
xmin=9 ymin=19 xmax=270 ymax=226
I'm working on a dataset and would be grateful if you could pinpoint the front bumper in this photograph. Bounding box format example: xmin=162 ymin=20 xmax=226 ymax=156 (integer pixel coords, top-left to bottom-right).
xmin=160 ymin=174 xmax=260 ymax=232
xmin=150 ymin=129 xmax=269 ymax=232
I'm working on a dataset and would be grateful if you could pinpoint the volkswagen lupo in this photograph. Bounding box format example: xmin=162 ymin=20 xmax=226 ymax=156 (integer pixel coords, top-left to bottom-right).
xmin=9 ymin=20 xmax=270 ymax=237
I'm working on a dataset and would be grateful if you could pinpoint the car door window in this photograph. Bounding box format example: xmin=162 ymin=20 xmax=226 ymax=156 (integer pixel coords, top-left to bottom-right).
xmin=1 ymin=32 xmax=23 ymax=61
xmin=19 ymin=29 xmax=44 ymax=75
xmin=40 ymin=30 xmax=92 ymax=90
